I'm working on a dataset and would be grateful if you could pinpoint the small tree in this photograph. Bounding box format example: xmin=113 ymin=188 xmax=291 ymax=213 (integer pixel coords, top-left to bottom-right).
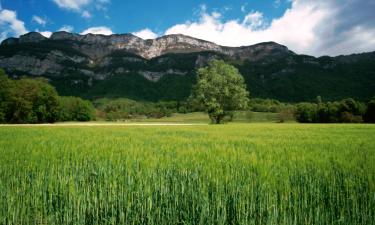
xmin=58 ymin=96 xmax=96 ymax=122
xmin=191 ymin=60 xmax=249 ymax=124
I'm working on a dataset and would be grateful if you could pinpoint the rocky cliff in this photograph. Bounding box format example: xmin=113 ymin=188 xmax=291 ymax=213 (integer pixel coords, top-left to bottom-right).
xmin=1 ymin=31 xmax=292 ymax=60
xmin=0 ymin=31 xmax=292 ymax=81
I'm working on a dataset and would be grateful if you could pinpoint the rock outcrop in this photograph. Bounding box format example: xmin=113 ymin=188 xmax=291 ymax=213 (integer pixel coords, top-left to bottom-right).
xmin=1 ymin=31 xmax=293 ymax=60
xmin=0 ymin=31 xmax=294 ymax=82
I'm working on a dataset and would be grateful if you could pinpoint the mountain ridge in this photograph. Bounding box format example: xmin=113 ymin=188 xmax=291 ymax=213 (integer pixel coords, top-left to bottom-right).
xmin=0 ymin=31 xmax=374 ymax=102
xmin=1 ymin=31 xmax=293 ymax=60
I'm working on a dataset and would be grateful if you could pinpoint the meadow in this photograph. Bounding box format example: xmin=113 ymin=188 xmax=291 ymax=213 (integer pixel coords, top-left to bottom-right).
xmin=0 ymin=124 xmax=374 ymax=224
xmin=95 ymin=111 xmax=284 ymax=124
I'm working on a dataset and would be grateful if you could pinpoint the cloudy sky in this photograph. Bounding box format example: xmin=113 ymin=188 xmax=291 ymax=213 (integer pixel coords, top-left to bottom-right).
xmin=1 ymin=0 xmax=375 ymax=56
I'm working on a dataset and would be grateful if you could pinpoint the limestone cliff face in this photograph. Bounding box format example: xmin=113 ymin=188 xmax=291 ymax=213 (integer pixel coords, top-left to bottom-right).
xmin=0 ymin=31 xmax=293 ymax=81
xmin=2 ymin=31 xmax=292 ymax=60
xmin=46 ymin=32 xmax=226 ymax=59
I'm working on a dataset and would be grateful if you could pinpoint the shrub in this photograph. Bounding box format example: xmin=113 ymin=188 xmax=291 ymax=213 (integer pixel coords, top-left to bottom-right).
xmin=58 ymin=96 xmax=96 ymax=121
xmin=294 ymin=98 xmax=366 ymax=123
xmin=294 ymin=103 xmax=318 ymax=123
xmin=94 ymin=98 xmax=179 ymax=120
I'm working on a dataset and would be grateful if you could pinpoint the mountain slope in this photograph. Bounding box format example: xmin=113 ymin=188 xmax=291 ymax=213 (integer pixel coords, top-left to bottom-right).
xmin=0 ymin=32 xmax=374 ymax=102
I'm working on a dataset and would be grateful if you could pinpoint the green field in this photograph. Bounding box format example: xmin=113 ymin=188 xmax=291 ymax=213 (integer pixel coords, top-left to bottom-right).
xmin=94 ymin=111 xmax=288 ymax=124
xmin=0 ymin=124 xmax=374 ymax=224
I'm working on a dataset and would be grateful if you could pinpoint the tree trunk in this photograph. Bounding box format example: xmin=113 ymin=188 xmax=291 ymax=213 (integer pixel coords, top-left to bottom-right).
xmin=216 ymin=115 xmax=223 ymax=124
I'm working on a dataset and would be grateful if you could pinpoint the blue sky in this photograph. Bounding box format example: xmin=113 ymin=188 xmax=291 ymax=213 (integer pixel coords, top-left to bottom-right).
xmin=1 ymin=0 xmax=375 ymax=56
xmin=1 ymin=0 xmax=291 ymax=34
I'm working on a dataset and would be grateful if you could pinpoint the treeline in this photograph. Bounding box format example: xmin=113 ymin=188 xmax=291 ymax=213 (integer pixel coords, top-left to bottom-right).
xmin=250 ymin=98 xmax=293 ymax=113
xmin=1 ymin=69 xmax=374 ymax=124
xmin=246 ymin=97 xmax=375 ymax=123
xmin=294 ymin=97 xmax=375 ymax=123
xmin=0 ymin=70 xmax=95 ymax=123
xmin=94 ymin=98 xmax=196 ymax=121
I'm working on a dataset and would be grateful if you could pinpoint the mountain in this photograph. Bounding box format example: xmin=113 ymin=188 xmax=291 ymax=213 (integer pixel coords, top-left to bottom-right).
xmin=0 ymin=31 xmax=374 ymax=102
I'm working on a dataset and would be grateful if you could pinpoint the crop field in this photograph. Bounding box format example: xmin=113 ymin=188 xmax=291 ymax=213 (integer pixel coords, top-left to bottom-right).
xmin=0 ymin=124 xmax=374 ymax=225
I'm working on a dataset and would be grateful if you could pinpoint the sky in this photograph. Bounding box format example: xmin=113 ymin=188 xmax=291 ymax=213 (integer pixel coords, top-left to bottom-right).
xmin=0 ymin=0 xmax=375 ymax=56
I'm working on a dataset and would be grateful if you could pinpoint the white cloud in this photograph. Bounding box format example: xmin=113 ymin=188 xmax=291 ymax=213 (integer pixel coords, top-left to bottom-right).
xmin=52 ymin=0 xmax=110 ymax=17
xmin=240 ymin=4 xmax=247 ymax=13
xmin=38 ymin=30 xmax=52 ymax=38
xmin=32 ymin=15 xmax=47 ymax=26
xmin=132 ymin=28 xmax=158 ymax=39
xmin=59 ymin=25 xmax=74 ymax=32
xmin=81 ymin=10 xmax=91 ymax=18
xmin=52 ymin=0 xmax=91 ymax=11
xmin=274 ymin=0 xmax=282 ymax=8
xmin=242 ymin=11 xmax=265 ymax=30
xmin=165 ymin=0 xmax=375 ymax=56
xmin=0 ymin=9 xmax=28 ymax=41
xmin=317 ymin=26 xmax=375 ymax=56
xmin=80 ymin=26 xmax=113 ymax=35
xmin=95 ymin=0 xmax=110 ymax=11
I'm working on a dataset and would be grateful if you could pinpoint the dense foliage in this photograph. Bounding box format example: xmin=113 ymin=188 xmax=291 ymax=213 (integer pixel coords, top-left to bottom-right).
xmin=0 ymin=69 xmax=59 ymax=123
xmin=364 ymin=97 xmax=375 ymax=123
xmin=294 ymin=97 xmax=368 ymax=123
xmin=0 ymin=70 xmax=95 ymax=123
xmin=192 ymin=60 xmax=249 ymax=124
xmin=58 ymin=96 xmax=96 ymax=122
xmin=0 ymin=124 xmax=374 ymax=224
xmin=237 ymin=53 xmax=375 ymax=102
xmin=94 ymin=98 xmax=193 ymax=121
xmin=249 ymin=98 xmax=294 ymax=113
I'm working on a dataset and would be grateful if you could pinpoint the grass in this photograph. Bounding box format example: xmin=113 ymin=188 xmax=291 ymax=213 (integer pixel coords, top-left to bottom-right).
xmin=98 ymin=111 xmax=289 ymax=124
xmin=0 ymin=124 xmax=374 ymax=224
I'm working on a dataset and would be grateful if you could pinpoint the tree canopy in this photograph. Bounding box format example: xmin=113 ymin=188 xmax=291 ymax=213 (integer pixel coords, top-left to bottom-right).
xmin=0 ymin=70 xmax=96 ymax=124
xmin=0 ymin=71 xmax=60 ymax=123
xmin=191 ymin=60 xmax=249 ymax=124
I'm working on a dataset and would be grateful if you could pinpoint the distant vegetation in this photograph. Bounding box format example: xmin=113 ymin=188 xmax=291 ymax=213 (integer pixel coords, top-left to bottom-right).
xmin=94 ymin=98 xmax=191 ymax=121
xmin=294 ymin=96 xmax=375 ymax=123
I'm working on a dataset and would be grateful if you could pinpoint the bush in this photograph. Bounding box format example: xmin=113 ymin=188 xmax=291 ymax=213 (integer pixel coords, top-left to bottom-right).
xmin=295 ymin=103 xmax=318 ymax=123
xmin=94 ymin=98 xmax=180 ymax=121
xmin=294 ymin=98 xmax=366 ymax=123
xmin=58 ymin=96 xmax=96 ymax=121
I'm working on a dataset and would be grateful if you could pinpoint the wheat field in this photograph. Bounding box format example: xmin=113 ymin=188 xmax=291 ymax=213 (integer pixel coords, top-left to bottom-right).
xmin=0 ymin=124 xmax=374 ymax=225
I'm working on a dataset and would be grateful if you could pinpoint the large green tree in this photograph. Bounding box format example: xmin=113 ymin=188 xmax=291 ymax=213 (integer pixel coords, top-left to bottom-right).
xmin=191 ymin=60 xmax=249 ymax=124
xmin=8 ymin=78 xmax=60 ymax=123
